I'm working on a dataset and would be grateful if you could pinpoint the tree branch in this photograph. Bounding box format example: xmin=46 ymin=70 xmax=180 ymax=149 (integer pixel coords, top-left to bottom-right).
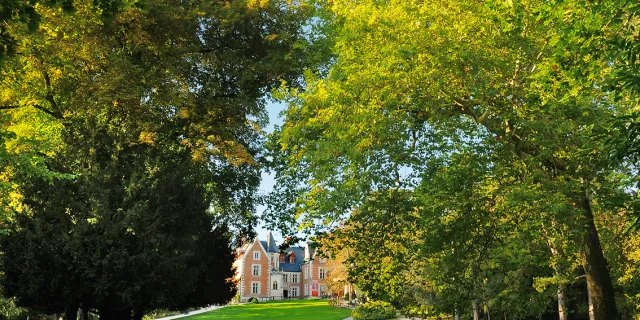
xmin=0 ymin=105 xmax=22 ymax=111
xmin=476 ymin=107 xmax=491 ymax=124
xmin=34 ymin=104 xmax=63 ymax=119
xmin=0 ymin=104 xmax=63 ymax=119
xmin=36 ymin=56 xmax=63 ymax=119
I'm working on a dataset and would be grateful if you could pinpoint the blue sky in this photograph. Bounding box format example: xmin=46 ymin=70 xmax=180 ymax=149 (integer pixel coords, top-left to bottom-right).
xmin=255 ymin=101 xmax=287 ymax=244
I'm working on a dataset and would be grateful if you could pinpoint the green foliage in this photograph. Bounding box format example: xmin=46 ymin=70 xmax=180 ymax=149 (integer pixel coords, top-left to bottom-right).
xmin=351 ymin=301 xmax=395 ymax=320
xmin=1 ymin=136 xmax=239 ymax=316
xmin=400 ymin=304 xmax=431 ymax=319
xmin=267 ymin=0 xmax=640 ymax=319
xmin=0 ymin=0 xmax=318 ymax=318
xmin=0 ymin=293 xmax=43 ymax=320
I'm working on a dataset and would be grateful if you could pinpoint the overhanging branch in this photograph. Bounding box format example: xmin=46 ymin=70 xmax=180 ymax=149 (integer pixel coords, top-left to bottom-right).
xmin=0 ymin=104 xmax=63 ymax=119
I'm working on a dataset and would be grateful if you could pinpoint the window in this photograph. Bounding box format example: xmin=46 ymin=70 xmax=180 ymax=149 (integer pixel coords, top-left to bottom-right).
xmin=303 ymin=268 xmax=307 ymax=280
xmin=320 ymin=258 xmax=327 ymax=263
xmin=280 ymin=254 xmax=285 ymax=263
xmin=283 ymin=274 xmax=288 ymax=283
xmin=253 ymin=251 xmax=260 ymax=260
xmin=252 ymin=264 xmax=260 ymax=276
xmin=292 ymin=274 xmax=298 ymax=283
xmin=272 ymin=281 xmax=278 ymax=290
xmin=252 ymin=282 xmax=260 ymax=294
xmin=319 ymin=267 xmax=325 ymax=279
xmin=291 ymin=287 xmax=298 ymax=297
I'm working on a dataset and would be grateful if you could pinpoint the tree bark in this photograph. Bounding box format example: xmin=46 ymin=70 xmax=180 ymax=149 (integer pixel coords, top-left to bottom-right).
xmin=580 ymin=193 xmax=618 ymax=320
xmin=557 ymin=283 xmax=568 ymax=320
xmin=588 ymin=284 xmax=595 ymax=320
xmin=542 ymin=222 xmax=568 ymax=320
xmin=472 ymin=300 xmax=480 ymax=320
xmin=79 ymin=306 xmax=89 ymax=320
xmin=486 ymin=303 xmax=491 ymax=320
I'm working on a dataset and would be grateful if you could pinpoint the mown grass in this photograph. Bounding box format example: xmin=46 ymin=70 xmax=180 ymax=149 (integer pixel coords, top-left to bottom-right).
xmin=183 ymin=299 xmax=352 ymax=320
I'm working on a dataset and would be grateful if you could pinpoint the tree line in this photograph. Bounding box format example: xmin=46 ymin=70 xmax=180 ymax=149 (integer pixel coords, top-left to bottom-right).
xmin=265 ymin=0 xmax=640 ymax=319
xmin=0 ymin=0 xmax=318 ymax=318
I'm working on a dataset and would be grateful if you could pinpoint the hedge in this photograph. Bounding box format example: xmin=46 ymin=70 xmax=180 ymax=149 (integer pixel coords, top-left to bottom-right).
xmin=352 ymin=301 xmax=396 ymax=320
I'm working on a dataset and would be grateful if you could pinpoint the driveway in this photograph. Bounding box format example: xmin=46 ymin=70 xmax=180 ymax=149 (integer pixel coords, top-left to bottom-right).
xmin=154 ymin=306 xmax=224 ymax=320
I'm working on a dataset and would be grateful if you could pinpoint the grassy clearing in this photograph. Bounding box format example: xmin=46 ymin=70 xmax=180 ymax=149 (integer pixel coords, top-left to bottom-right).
xmin=183 ymin=299 xmax=352 ymax=320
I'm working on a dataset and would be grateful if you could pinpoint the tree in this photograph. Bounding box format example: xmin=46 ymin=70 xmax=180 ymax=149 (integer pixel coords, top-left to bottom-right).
xmin=267 ymin=0 xmax=637 ymax=319
xmin=1 ymin=119 xmax=239 ymax=319
xmin=0 ymin=0 xmax=317 ymax=318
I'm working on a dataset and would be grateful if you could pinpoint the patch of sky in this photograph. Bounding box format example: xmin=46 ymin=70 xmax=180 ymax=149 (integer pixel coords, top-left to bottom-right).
xmin=256 ymin=101 xmax=288 ymax=243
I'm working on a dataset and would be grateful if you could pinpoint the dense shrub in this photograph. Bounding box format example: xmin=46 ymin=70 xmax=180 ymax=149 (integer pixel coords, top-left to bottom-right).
xmin=352 ymin=301 xmax=395 ymax=320
xmin=248 ymin=297 xmax=259 ymax=303
xmin=401 ymin=304 xmax=431 ymax=318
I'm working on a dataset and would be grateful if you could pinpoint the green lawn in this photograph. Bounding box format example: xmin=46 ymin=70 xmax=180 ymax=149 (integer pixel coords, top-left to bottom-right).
xmin=183 ymin=299 xmax=352 ymax=320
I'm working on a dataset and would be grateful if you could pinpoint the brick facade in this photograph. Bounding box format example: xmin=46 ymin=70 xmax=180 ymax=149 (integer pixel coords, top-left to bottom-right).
xmin=239 ymin=239 xmax=270 ymax=298
xmin=234 ymin=233 xmax=331 ymax=301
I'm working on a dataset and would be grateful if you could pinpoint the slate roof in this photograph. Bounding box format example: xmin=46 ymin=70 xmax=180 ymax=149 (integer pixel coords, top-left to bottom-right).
xmin=237 ymin=232 xmax=308 ymax=273
xmin=279 ymin=246 xmax=305 ymax=272
xmin=259 ymin=232 xmax=279 ymax=253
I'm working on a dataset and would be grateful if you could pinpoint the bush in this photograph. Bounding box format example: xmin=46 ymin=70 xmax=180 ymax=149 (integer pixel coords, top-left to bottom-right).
xmin=248 ymin=297 xmax=259 ymax=303
xmin=401 ymin=304 xmax=431 ymax=318
xmin=352 ymin=301 xmax=396 ymax=320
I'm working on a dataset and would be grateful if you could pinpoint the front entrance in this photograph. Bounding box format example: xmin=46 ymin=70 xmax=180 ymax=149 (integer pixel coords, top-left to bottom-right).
xmin=283 ymin=289 xmax=288 ymax=298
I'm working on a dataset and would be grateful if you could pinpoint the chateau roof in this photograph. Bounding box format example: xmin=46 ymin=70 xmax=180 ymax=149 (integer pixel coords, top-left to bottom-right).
xmin=260 ymin=232 xmax=279 ymax=253
xmin=280 ymin=246 xmax=305 ymax=272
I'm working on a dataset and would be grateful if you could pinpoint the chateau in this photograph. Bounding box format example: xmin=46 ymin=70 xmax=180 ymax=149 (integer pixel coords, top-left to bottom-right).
xmin=234 ymin=233 xmax=329 ymax=302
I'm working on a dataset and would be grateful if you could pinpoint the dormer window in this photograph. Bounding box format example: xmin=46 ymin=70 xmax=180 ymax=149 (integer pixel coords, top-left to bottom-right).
xmin=289 ymin=252 xmax=295 ymax=264
xmin=280 ymin=254 xmax=285 ymax=263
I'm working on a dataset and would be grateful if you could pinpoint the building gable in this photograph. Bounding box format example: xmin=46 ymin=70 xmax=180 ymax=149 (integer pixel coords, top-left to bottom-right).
xmin=241 ymin=238 xmax=270 ymax=265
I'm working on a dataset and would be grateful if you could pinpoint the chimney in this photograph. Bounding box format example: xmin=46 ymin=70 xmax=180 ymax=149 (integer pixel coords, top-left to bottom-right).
xmin=304 ymin=242 xmax=311 ymax=261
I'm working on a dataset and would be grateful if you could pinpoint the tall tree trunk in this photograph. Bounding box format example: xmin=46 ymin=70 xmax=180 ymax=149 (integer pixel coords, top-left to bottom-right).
xmin=473 ymin=300 xmax=480 ymax=320
xmin=454 ymin=307 xmax=461 ymax=320
xmin=79 ymin=306 xmax=89 ymax=320
xmin=580 ymin=192 xmax=618 ymax=320
xmin=542 ymin=222 xmax=568 ymax=320
xmin=588 ymin=285 xmax=595 ymax=320
xmin=557 ymin=283 xmax=568 ymax=320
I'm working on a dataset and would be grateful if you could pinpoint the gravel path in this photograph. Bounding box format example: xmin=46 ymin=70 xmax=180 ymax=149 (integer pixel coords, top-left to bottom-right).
xmin=153 ymin=306 xmax=224 ymax=320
